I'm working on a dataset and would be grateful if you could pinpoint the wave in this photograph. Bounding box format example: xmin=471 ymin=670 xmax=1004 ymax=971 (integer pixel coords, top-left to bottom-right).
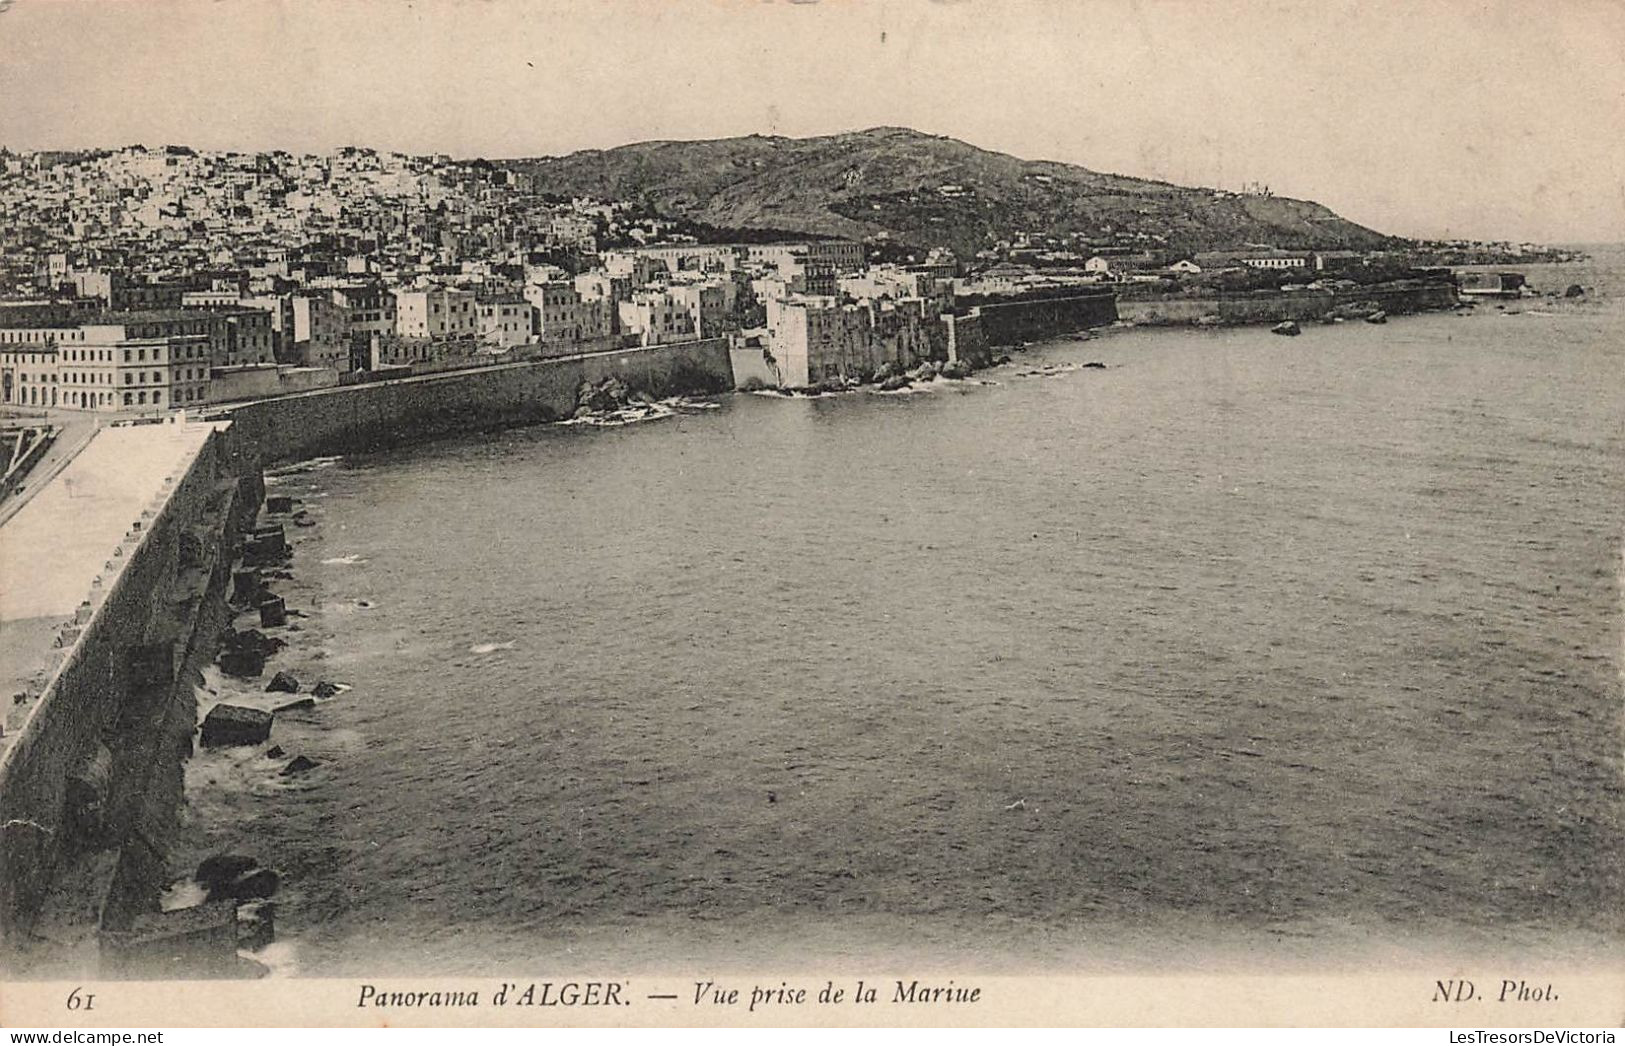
xmin=321 ymin=554 xmax=368 ymax=566
xmin=561 ymin=396 xmax=722 ymax=428
xmin=268 ymin=455 xmax=344 ymax=477
xmin=469 ymin=640 xmax=516 ymax=654
xmin=244 ymin=940 xmax=300 ymax=978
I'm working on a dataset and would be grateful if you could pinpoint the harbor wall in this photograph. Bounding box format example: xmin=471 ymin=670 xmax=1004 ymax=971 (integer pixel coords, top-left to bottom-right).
xmin=218 ymin=337 xmax=735 ymax=469
xmin=965 ymin=292 xmax=1120 ymax=347
xmin=1118 ymin=280 xmax=1459 ymax=326
xmin=0 ymin=430 xmax=245 ymax=952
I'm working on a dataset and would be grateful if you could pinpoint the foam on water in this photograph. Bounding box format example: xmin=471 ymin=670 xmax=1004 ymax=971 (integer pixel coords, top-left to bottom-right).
xmin=160 ymin=879 xmax=207 ymax=912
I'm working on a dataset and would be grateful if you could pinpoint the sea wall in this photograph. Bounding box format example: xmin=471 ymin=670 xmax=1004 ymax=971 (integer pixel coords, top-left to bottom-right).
xmin=965 ymin=292 xmax=1120 ymax=348
xmin=942 ymin=312 xmax=990 ymax=367
xmin=0 ymin=429 xmax=245 ymax=952
xmin=219 ymin=338 xmax=735 ymax=470
xmin=1119 ymin=280 xmax=1459 ymax=326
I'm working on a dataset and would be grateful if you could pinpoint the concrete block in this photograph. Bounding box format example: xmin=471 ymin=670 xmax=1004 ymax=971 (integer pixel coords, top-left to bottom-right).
xmin=200 ymin=704 xmax=272 ymax=747
xmin=258 ymin=596 xmax=286 ymax=628
xmin=231 ymin=569 xmax=262 ymax=604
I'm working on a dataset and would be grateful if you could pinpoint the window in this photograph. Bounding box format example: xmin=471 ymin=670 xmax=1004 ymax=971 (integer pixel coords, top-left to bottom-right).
xmin=123 ymin=392 xmax=132 ymax=405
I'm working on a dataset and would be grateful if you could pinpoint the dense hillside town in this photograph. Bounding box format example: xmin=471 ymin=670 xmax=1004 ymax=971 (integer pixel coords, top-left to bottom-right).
xmin=0 ymin=142 xmax=1565 ymax=411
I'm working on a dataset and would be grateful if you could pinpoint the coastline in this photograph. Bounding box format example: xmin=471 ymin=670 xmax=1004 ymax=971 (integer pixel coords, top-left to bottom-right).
xmin=4 ymin=269 xmax=1605 ymax=978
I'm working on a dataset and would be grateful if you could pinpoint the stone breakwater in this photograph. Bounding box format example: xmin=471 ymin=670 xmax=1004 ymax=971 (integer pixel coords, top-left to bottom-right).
xmin=1117 ymin=279 xmax=1460 ymax=327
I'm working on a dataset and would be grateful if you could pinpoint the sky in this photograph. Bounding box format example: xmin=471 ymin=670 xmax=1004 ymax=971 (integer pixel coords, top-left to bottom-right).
xmin=0 ymin=0 xmax=1621 ymax=244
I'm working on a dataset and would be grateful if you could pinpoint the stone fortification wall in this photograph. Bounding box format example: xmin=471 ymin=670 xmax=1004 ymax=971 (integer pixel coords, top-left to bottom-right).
xmin=220 ymin=338 xmax=735 ymax=470
xmin=0 ymin=431 xmax=242 ymax=948
xmin=964 ymin=292 xmax=1120 ymax=348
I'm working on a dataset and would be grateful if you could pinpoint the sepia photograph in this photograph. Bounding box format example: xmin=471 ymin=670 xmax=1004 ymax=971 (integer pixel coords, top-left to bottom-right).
xmin=0 ymin=0 xmax=1620 ymax=1029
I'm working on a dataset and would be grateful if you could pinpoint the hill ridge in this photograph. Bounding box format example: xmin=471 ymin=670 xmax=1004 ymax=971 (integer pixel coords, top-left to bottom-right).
xmin=500 ymin=127 xmax=1397 ymax=258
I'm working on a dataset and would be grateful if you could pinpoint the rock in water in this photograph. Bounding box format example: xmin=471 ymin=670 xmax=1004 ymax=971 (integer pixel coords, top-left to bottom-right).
xmin=940 ymin=360 xmax=972 ymax=380
xmin=1365 ymin=310 xmax=1387 ymax=324
xmin=311 ymin=681 xmax=341 ymax=699
xmin=201 ymin=704 xmax=273 ymax=747
xmin=1271 ymin=320 xmax=1301 ymax=336
xmin=878 ymin=375 xmax=912 ymax=391
xmin=1565 ymin=284 xmax=1586 ymax=298
xmin=265 ymin=671 xmax=300 ymax=694
xmin=281 ymin=755 xmax=320 ymax=776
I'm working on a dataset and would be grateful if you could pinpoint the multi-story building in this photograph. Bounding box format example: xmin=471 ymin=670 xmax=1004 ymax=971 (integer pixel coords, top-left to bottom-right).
xmin=330 ymin=283 xmax=397 ymax=369
xmin=0 ymin=344 xmax=59 ymax=408
xmin=618 ymin=290 xmax=696 ymax=346
xmin=291 ymin=294 xmax=350 ymax=370
xmin=666 ymin=281 xmax=729 ymax=338
xmin=625 ymin=243 xmax=744 ymax=275
xmin=525 ymin=280 xmax=609 ymax=342
xmin=839 ymin=266 xmax=953 ymax=317
xmin=764 ymin=296 xmax=916 ymax=388
xmin=0 ymin=314 xmax=218 ymax=411
xmin=476 ymin=294 xmax=531 ymax=349
xmin=393 ymin=284 xmax=477 ymax=340
xmin=746 ymin=241 xmax=864 ymax=274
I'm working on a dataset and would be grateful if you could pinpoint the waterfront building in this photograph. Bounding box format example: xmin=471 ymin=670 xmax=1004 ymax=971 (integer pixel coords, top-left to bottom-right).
xmin=1196 ymin=249 xmax=1312 ymax=271
xmin=476 ymin=294 xmax=532 ymax=349
xmin=666 ymin=281 xmax=729 ymax=339
xmin=393 ymin=284 xmax=477 ymax=340
xmin=330 ymin=283 xmax=397 ymax=367
xmin=839 ymin=266 xmax=954 ymax=317
xmin=617 ymin=290 xmax=696 ymax=346
xmin=0 ymin=344 xmax=59 ymax=408
xmin=291 ymin=294 xmax=351 ymax=371
xmin=525 ymin=280 xmax=609 ymax=342
xmin=765 ymin=296 xmax=910 ymax=388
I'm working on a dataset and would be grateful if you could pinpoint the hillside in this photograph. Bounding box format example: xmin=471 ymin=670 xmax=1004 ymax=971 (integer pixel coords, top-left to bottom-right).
xmin=501 ymin=127 xmax=1400 ymax=259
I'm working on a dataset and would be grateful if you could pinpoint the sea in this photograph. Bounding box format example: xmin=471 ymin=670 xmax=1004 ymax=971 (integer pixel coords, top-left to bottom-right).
xmin=177 ymin=251 xmax=1625 ymax=976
